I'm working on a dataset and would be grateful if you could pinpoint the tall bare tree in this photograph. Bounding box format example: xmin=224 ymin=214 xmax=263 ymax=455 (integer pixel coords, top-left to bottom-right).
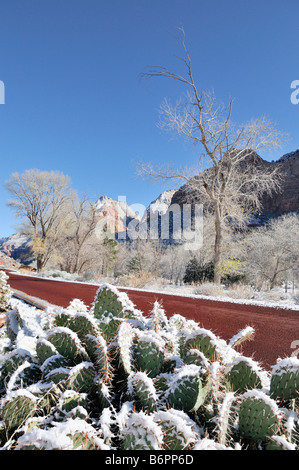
xmin=5 ymin=169 xmax=75 ymax=271
xmin=56 ymin=195 xmax=99 ymax=274
xmin=138 ymin=28 xmax=285 ymax=284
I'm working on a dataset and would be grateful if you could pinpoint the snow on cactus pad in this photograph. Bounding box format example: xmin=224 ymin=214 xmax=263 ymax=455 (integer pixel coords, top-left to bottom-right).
xmin=270 ymin=357 xmax=299 ymax=401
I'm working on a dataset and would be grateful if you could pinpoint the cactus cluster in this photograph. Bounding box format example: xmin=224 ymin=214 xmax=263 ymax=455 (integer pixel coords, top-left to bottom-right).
xmin=0 ymin=282 xmax=298 ymax=450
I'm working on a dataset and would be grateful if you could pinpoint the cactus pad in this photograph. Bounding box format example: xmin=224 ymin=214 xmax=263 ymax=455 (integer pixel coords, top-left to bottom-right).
xmin=128 ymin=371 xmax=158 ymax=412
xmin=121 ymin=411 xmax=163 ymax=450
xmin=47 ymin=327 xmax=89 ymax=364
xmin=238 ymin=391 xmax=280 ymax=441
xmin=270 ymin=357 xmax=299 ymax=401
xmin=226 ymin=357 xmax=264 ymax=394
xmin=165 ymin=364 xmax=209 ymax=412
xmin=184 ymin=328 xmax=220 ymax=362
xmin=2 ymin=390 xmax=38 ymax=432
xmin=133 ymin=330 xmax=164 ymax=378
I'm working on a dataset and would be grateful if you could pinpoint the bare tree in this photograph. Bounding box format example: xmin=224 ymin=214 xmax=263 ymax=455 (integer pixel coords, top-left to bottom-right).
xmin=5 ymin=169 xmax=75 ymax=271
xmin=159 ymin=244 xmax=191 ymax=285
xmin=56 ymin=195 xmax=99 ymax=274
xmin=242 ymin=213 xmax=299 ymax=289
xmin=137 ymin=28 xmax=285 ymax=284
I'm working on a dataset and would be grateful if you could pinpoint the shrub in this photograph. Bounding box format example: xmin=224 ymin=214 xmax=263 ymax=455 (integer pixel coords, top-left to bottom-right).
xmin=183 ymin=258 xmax=214 ymax=285
xmin=0 ymin=271 xmax=12 ymax=312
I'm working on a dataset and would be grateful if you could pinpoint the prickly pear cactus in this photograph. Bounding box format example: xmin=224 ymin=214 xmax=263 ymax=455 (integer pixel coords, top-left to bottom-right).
xmin=16 ymin=418 xmax=109 ymax=450
xmin=67 ymin=362 xmax=96 ymax=393
xmin=36 ymin=338 xmax=59 ymax=364
xmin=238 ymin=390 xmax=281 ymax=442
xmin=121 ymin=411 xmax=163 ymax=450
xmin=114 ymin=321 xmax=136 ymax=378
xmin=0 ymin=281 xmax=297 ymax=451
xmin=2 ymin=390 xmax=38 ymax=432
xmin=183 ymin=328 xmax=220 ymax=362
xmin=83 ymin=333 xmax=111 ymax=383
xmin=226 ymin=356 xmax=265 ymax=394
xmin=47 ymin=327 xmax=89 ymax=364
xmin=164 ymin=364 xmax=210 ymax=412
xmin=56 ymin=390 xmax=88 ymax=418
xmin=133 ymin=330 xmax=164 ymax=378
xmin=69 ymin=312 xmax=100 ymax=342
xmin=92 ymin=284 xmax=144 ymax=341
xmin=93 ymin=284 xmax=129 ymax=319
xmin=212 ymin=392 xmax=237 ymax=447
xmin=128 ymin=371 xmax=158 ymax=413
xmin=270 ymin=357 xmax=299 ymax=401
xmin=153 ymin=409 xmax=199 ymax=450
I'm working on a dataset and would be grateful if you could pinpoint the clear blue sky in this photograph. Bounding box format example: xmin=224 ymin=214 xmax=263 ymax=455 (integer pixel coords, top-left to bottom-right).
xmin=0 ymin=0 xmax=298 ymax=237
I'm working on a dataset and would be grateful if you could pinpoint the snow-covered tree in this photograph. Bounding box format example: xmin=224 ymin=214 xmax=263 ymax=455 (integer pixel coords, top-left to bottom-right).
xmin=242 ymin=213 xmax=299 ymax=289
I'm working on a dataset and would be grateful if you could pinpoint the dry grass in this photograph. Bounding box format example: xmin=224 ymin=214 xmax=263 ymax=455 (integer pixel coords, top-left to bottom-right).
xmin=193 ymin=282 xmax=226 ymax=298
xmin=117 ymin=271 xmax=167 ymax=289
xmin=226 ymin=284 xmax=255 ymax=300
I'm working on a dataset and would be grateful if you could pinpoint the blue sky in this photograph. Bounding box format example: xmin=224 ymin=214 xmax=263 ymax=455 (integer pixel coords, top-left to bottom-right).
xmin=0 ymin=0 xmax=298 ymax=237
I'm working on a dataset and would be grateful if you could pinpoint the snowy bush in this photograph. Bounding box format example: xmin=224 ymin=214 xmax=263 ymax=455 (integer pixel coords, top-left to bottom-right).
xmin=0 ymin=281 xmax=298 ymax=450
xmin=0 ymin=271 xmax=12 ymax=312
xmin=193 ymin=282 xmax=226 ymax=298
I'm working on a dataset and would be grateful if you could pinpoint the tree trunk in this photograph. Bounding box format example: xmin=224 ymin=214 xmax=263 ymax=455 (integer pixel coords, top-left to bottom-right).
xmin=36 ymin=254 xmax=45 ymax=272
xmin=213 ymin=205 xmax=223 ymax=285
xmin=270 ymin=259 xmax=280 ymax=289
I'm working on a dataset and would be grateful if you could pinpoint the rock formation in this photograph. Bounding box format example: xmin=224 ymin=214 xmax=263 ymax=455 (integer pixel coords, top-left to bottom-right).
xmin=170 ymin=150 xmax=299 ymax=223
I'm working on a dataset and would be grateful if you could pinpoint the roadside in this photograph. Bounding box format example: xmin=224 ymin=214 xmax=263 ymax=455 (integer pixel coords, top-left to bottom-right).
xmin=6 ymin=268 xmax=299 ymax=312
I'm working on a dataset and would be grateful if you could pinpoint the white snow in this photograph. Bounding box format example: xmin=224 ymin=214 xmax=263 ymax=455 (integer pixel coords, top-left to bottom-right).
xmin=229 ymin=326 xmax=255 ymax=348
xmin=271 ymin=357 xmax=299 ymax=376
xmin=16 ymin=417 xmax=110 ymax=450
xmin=241 ymin=390 xmax=281 ymax=417
xmin=135 ymin=328 xmax=165 ymax=353
xmin=1 ymin=388 xmax=37 ymax=406
xmin=128 ymin=371 xmax=158 ymax=401
xmin=269 ymin=435 xmax=296 ymax=450
xmin=226 ymin=355 xmax=270 ymax=389
xmin=121 ymin=411 xmax=164 ymax=450
xmin=193 ymin=437 xmax=235 ymax=450
xmin=154 ymin=408 xmax=199 ymax=447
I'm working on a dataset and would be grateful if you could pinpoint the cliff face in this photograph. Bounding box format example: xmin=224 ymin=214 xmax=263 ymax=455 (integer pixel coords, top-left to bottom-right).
xmin=0 ymin=250 xmax=19 ymax=269
xmin=141 ymin=190 xmax=176 ymax=223
xmin=170 ymin=150 xmax=299 ymax=220
xmin=95 ymin=195 xmax=141 ymax=234
xmin=261 ymin=150 xmax=299 ymax=215
xmin=0 ymin=234 xmax=33 ymax=265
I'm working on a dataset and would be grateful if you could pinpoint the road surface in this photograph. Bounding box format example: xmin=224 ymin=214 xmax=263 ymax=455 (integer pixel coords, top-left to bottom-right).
xmin=4 ymin=270 xmax=299 ymax=369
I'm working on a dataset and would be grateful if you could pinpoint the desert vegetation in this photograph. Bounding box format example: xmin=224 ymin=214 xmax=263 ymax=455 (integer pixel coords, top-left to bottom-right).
xmin=0 ymin=276 xmax=298 ymax=450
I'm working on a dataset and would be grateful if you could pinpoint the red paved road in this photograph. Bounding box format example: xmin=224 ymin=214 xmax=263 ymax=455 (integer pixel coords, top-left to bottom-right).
xmin=5 ymin=271 xmax=299 ymax=369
